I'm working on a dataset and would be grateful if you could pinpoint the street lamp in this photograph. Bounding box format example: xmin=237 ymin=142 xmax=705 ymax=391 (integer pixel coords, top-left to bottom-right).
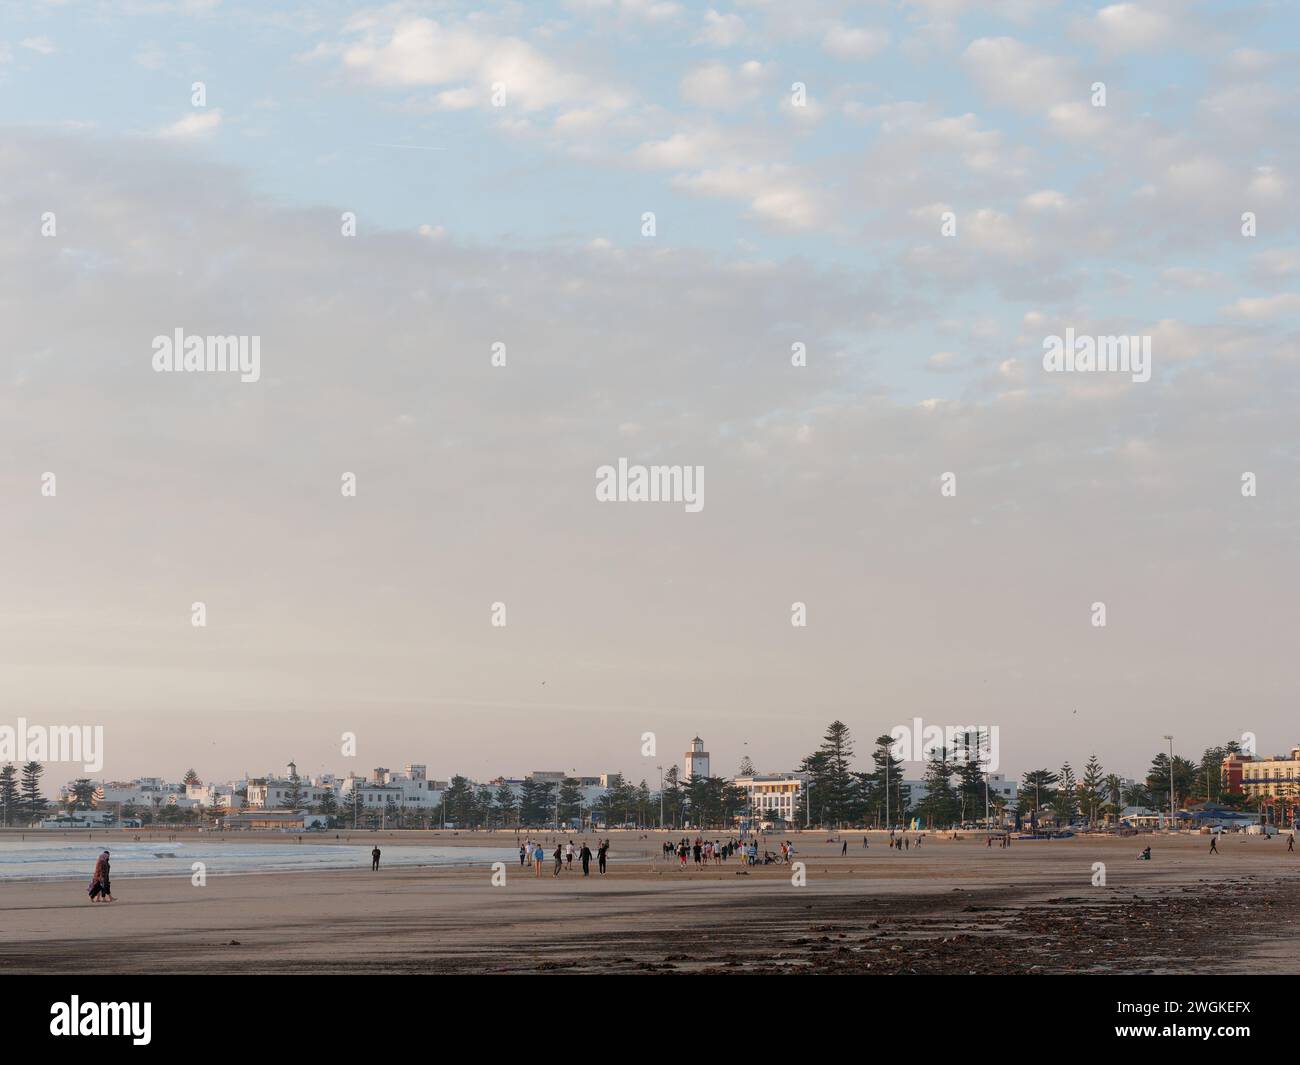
xmin=657 ymin=765 xmax=663 ymax=829
xmin=1163 ymin=735 xmax=1175 ymax=831
xmin=884 ymin=738 xmax=890 ymax=831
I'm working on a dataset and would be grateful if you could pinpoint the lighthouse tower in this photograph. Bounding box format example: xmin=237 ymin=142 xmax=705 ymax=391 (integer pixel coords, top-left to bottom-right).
xmin=684 ymin=736 xmax=710 ymax=781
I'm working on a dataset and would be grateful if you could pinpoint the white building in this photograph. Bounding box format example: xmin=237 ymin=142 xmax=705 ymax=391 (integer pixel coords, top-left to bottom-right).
xmin=338 ymin=767 xmax=441 ymax=811
xmin=246 ymin=762 xmax=333 ymax=809
xmin=684 ymin=737 xmax=710 ymax=781
xmin=734 ymin=774 xmax=804 ymax=824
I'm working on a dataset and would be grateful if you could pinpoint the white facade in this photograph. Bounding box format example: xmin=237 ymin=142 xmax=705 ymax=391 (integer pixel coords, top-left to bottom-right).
xmin=735 ymin=774 xmax=803 ymax=822
xmin=339 ymin=770 xmax=440 ymax=809
xmin=246 ymin=778 xmax=332 ymax=809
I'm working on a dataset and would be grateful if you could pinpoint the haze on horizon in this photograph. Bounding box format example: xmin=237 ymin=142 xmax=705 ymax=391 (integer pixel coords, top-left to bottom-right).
xmin=2 ymin=0 xmax=1297 ymax=789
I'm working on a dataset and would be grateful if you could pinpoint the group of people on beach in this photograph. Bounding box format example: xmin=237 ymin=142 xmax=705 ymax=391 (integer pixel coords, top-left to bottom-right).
xmin=661 ymin=836 xmax=797 ymax=866
xmin=520 ymin=838 xmax=609 ymax=877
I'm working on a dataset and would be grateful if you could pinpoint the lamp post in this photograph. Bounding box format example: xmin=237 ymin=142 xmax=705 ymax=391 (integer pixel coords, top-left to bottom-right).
xmin=657 ymin=765 xmax=663 ymax=829
xmin=1164 ymin=735 xmax=1175 ymax=832
xmin=884 ymin=738 xmax=890 ymax=831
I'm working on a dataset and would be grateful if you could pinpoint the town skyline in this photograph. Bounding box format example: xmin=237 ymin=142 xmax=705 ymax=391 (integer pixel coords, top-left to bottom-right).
xmin=16 ymin=720 xmax=1275 ymax=796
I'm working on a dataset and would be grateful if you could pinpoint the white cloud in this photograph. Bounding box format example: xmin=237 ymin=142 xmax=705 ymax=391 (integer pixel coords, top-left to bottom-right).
xmin=822 ymin=25 xmax=890 ymax=60
xmin=156 ymin=109 xmax=222 ymax=139
xmin=336 ymin=16 xmax=625 ymax=115
xmin=1224 ymin=293 xmax=1300 ymax=320
xmin=680 ymin=60 xmax=768 ymax=109
xmin=673 ymin=164 xmax=824 ymax=230
xmin=21 ymin=36 xmax=56 ymax=55
xmin=1090 ymin=3 xmax=1173 ymax=52
xmin=695 ymin=9 xmax=745 ymax=47
xmin=962 ymin=37 xmax=1074 ymax=113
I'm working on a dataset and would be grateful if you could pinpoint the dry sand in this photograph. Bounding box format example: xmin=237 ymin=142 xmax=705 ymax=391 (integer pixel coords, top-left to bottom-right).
xmin=3 ymin=829 xmax=1297 ymax=974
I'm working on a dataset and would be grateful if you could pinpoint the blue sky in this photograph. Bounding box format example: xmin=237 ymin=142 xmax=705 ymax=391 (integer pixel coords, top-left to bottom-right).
xmin=5 ymin=2 xmax=1296 ymax=409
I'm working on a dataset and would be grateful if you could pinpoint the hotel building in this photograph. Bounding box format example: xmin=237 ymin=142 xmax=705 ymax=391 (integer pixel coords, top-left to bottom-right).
xmin=1234 ymin=746 xmax=1300 ymax=826
xmin=734 ymin=773 xmax=805 ymax=824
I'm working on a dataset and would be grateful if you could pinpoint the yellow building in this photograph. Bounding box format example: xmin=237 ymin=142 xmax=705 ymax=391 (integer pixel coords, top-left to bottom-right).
xmin=1238 ymin=746 xmax=1300 ymax=826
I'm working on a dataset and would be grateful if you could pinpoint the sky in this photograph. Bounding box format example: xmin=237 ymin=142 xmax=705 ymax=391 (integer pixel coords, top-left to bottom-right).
xmin=2 ymin=0 xmax=1297 ymax=789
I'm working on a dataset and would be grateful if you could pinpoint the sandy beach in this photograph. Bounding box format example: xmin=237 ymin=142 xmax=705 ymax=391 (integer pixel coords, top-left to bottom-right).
xmin=3 ymin=829 xmax=1298 ymax=974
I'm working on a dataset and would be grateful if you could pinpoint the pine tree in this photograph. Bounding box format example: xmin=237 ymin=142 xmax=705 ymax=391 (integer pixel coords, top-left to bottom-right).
xmin=866 ymin=735 xmax=909 ymax=827
xmin=816 ymin=720 xmax=859 ymax=826
xmin=738 ymin=755 xmax=755 ymax=777
xmin=955 ymin=758 xmax=986 ymax=825
xmin=918 ymin=748 xmax=959 ymax=828
xmin=1146 ymin=752 xmax=1196 ymax=809
xmin=1079 ymin=755 xmax=1105 ymax=825
xmin=557 ymin=778 xmax=583 ymax=826
xmin=468 ymin=786 xmax=489 ymax=828
xmin=661 ymin=766 xmax=683 ymax=828
xmin=1056 ymin=762 xmax=1078 ymax=824
xmin=449 ymin=776 xmax=478 ymax=825
xmin=19 ymin=761 xmax=47 ymax=825
xmin=70 ymin=778 xmax=97 ymax=810
xmin=494 ymin=783 xmax=517 ymax=827
xmin=0 ymin=763 xmax=18 ymax=827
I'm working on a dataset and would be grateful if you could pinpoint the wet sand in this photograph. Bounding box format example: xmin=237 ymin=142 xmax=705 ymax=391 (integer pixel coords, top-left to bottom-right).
xmin=2 ymin=830 xmax=1296 ymax=974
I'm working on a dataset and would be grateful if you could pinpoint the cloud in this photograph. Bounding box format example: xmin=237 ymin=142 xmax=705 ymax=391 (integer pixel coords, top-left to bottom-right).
xmin=1224 ymin=294 xmax=1300 ymax=320
xmin=1089 ymin=3 xmax=1173 ymax=52
xmin=695 ymin=9 xmax=745 ymax=46
xmin=156 ymin=109 xmax=222 ymax=139
xmin=822 ymin=25 xmax=890 ymax=60
xmin=673 ymin=163 xmax=825 ymax=229
xmin=680 ymin=60 xmax=768 ymax=109
xmin=332 ymin=15 xmax=626 ymax=115
xmin=962 ymin=37 xmax=1075 ymax=113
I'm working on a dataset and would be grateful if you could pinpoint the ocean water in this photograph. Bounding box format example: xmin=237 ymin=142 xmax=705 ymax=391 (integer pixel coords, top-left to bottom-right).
xmin=0 ymin=837 xmax=515 ymax=881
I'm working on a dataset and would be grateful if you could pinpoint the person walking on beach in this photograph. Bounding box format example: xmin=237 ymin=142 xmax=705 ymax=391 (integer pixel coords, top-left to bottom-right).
xmin=88 ymin=850 xmax=113 ymax=903
xmin=904 ymin=837 xmax=909 ymax=851
xmin=534 ymin=842 xmax=545 ymax=877
xmin=1210 ymin=835 xmax=1218 ymax=854
xmin=553 ymin=844 xmax=563 ymax=877
xmin=565 ymin=840 xmax=574 ymax=870
xmin=841 ymin=840 xmax=847 ymax=856
xmin=1289 ymin=834 xmax=1295 ymax=853
xmin=863 ymin=835 xmax=869 ymax=849
xmin=598 ymin=839 xmax=609 ymax=875
xmin=520 ymin=843 xmax=527 ymax=867
xmin=580 ymin=842 xmax=592 ymax=876
xmin=371 ymin=846 xmax=381 ymax=871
